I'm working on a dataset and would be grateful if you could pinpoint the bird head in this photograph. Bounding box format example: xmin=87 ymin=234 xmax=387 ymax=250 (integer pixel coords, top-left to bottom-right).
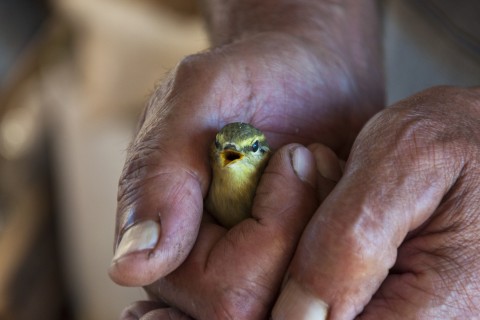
xmin=212 ymin=122 xmax=270 ymax=169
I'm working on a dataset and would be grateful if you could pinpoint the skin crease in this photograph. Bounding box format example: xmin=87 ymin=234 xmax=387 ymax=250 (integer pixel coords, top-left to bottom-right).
xmin=284 ymin=86 xmax=480 ymax=319
xmin=123 ymin=143 xmax=341 ymax=320
xmin=111 ymin=0 xmax=480 ymax=319
xmin=123 ymin=87 xmax=480 ymax=320
xmin=110 ymin=0 xmax=383 ymax=286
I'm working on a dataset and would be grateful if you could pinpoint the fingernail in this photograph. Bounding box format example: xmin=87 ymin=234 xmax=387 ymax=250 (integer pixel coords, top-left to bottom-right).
xmin=272 ymin=279 xmax=328 ymax=320
xmin=120 ymin=312 xmax=137 ymax=320
xmin=291 ymin=146 xmax=316 ymax=187
xmin=112 ymin=220 xmax=160 ymax=262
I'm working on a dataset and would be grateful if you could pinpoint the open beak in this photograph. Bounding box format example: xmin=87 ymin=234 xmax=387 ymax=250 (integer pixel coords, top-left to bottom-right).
xmin=220 ymin=149 xmax=244 ymax=167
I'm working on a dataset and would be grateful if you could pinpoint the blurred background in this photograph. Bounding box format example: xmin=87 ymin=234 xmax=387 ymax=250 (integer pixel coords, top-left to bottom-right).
xmin=0 ymin=0 xmax=207 ymax=319
xmin=0 ymin=0 xmax=479 ymax=319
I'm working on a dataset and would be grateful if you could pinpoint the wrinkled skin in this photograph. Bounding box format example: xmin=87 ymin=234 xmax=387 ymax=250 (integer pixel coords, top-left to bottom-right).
xmin=109 ymin=32 xmax=383 ymax=287
xmin=119 ymin=142 xmax=341 ymax=320
xmin=281 ymin=86 xmax=480 ymax=319
xmin=119 ymin=86 xmax=480 ymax=319
xmin=108 ymin=1 xmax=480 ymax=317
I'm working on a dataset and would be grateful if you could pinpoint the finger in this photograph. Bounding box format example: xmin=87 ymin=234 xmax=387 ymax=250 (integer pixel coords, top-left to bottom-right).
xmin=272 ymin=107 xmax=464 ymax=319
xmin=146 ymin=144 xmax=321 ymax=319
xmin=250 ymin=144 xmax=318 ymax=227
xmin=109 ymin=71 xmax=213 ymax=286
xmin=120 ymin=301 xmax=192 ymax=320
xmin=308 ymin=143 xmax=342 ymax=202
xmin=140 ymin=309 xmax=192 ymax=320
xmin=120 ymin=301 xmax=166 ymax=320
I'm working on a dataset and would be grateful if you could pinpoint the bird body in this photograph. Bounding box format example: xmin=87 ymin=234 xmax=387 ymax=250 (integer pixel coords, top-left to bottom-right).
xmin=206 ymin=122 xmax=271 ymax=228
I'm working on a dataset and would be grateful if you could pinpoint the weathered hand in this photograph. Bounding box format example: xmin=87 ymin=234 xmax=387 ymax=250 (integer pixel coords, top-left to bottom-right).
xmin=272 ymin=86 xmax=480 ymax=319
xmin=109 ymin=29 xmax=382 ymax=287
xmin=119 ymin=144 xmax=342 ymax=320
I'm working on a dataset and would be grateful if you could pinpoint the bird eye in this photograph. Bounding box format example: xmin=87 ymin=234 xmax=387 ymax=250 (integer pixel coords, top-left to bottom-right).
xmin=215 ymin=140 xmax=221 ymax=149
xmin=252 ymin=140 xmax=259 ymax=152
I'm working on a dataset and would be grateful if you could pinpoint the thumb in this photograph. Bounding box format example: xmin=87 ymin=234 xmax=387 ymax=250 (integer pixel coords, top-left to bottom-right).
xmin=109 ymin=143 xmax=208 ymax=286
xmin=108 ymin=91 xmax=212 ymax=286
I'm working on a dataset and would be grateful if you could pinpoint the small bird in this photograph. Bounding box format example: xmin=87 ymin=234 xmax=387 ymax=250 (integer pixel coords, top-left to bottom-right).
xmin=206 ymin=122 xmax=271 ymax=228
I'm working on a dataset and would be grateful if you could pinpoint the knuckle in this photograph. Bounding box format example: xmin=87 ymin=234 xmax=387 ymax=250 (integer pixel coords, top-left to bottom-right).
xmin=138 ymin=52 xmax=212 ymax=133
xmin=339 ymin=212 xmax=396 ymax=273
xmin=173 ymin=52 xmax=217 ymax=86
xmin=211 ymin=285 xmax=268 ymax=320
xmin=364 ymin=89 xmax=480 ymax=175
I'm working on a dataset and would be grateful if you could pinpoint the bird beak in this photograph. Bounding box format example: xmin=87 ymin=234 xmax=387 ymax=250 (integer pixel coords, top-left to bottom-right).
xmin=220 ymin=148 xmax=244 ymax=167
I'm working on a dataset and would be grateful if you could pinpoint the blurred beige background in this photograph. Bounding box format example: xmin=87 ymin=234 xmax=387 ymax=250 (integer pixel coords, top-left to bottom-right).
xmin=45 ymin=0 xmax=207 ymax=318
xmin=0 ymin=0 xmax=207 ymax=319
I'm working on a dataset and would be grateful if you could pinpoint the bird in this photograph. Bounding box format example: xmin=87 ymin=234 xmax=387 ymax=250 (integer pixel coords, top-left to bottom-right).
xmin=205 ymin=122 xmax=271 ymax=228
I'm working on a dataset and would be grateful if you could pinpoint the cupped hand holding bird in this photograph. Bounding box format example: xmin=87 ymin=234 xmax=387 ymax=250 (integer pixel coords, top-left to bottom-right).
xmin=118 ymin=143 xmax=343 ymax=320
xmin=117 ymin=87 xmax=480 ymax=320
xmin=109 ymin=33 xmax=383 ymax=287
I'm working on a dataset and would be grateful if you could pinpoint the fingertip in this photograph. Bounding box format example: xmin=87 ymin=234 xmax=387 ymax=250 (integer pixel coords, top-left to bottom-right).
xmin=111 ymin=170 xmax=204 ymax=286
xmin=112 ymin=220 xmax=161 ymax=263
xmin=259 ymin=143 xmax=317 ymax=195
xmin=308 ymin=143 xmax=342 ymax=182
xmin=252 ymin=143 xmax=318 ymax=229
xmin=120 ymin=301 xmax=190 ymax=320
xmin=290 ymin=145 xmax=317 ymax=188
xmin=120 ymin=301 xmax=165 ymax=320
xmin=272 ymin=279 xmax=329 ymax=320
xmin=109 ymin=220 xmax=163 ymax=286
xmin=109 ymin=214 xmax=200 ymax=286
xmin=108 ymin=252 xmax=153 ymax=287
xmin=141 ymin=309 xmax=192 ymax=320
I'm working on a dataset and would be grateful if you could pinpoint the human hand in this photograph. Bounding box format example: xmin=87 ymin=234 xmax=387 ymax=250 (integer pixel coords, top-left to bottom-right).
xmin=109 ymin=3 xmax=384 ymax=286
xmin=272 ymin=86 xmax=480 ymax=319
xmin=118 ymin=143 xmax=343 ymax=320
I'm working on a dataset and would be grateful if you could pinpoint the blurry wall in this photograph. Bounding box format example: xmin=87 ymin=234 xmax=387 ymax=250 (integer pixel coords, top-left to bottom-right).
xmin=383 ymin=0 xmax=480 ymax=104
xmin=48 ymin=0 xmax=207 ymax=318
xmin=0 ymin=0 xmax=207 ymax=319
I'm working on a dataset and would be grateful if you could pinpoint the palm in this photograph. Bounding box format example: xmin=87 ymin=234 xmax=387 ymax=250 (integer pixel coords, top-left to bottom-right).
xmin=162 ymin=36 xmax=380 ymax=156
